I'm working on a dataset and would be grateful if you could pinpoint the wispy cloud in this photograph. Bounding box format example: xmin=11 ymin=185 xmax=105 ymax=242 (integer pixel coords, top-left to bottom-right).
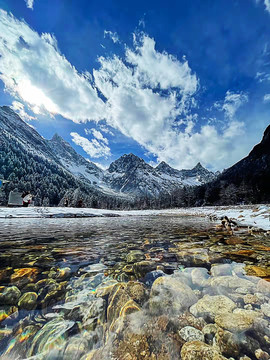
xmin=70 ymin=132 xmax=111 ymax=158
xmin=25 ymin=0 xmax=34 ymax=10
xmin=263 ymin=93 xmax=270 ymax=102
xmin=11 ymin=101 xmax=36 ymax=122
xmin=220 ymin=91 xmax=248 ymax=120
xmin=84 ymin=128 xmax=109 ymax=144
xmin=104 ymin=30 xmax=119 ymax=43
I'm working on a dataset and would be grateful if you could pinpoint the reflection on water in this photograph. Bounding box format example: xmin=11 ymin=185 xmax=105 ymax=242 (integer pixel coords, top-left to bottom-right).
xmin=0 ymin=216 xmax=270 ymax=359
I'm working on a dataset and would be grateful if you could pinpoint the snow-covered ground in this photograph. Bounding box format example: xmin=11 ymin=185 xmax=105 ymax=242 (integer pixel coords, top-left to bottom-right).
xmin=0 ymin=204 xmax=269 ymax=230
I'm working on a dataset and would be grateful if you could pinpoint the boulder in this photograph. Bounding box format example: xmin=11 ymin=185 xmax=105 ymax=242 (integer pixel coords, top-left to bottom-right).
xmin=215 ymin=308 xmax=262 ymax=332
xmin=18 ymin=292 xmax=38 ymax=310
xmin=190 ymin=295 xmax=236 ymax=321
xmin=0 ymin=286 xmax=21 ymax=305
xmin=149 ymin=276 xmax=197 ymax=314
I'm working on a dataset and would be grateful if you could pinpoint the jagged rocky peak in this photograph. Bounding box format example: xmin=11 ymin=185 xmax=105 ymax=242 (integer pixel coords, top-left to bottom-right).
xmin=156 ymin=161 xmax=182 ymax=177
xmin=193 ymin=162 xmax=204 ymax=170
xmin=156 ymin=161 xmax=170 ymax=170
xmin=108 ymin=153 xmax=152 ymax=173
xmin=51 ymin=133 xmax=65 ymax=142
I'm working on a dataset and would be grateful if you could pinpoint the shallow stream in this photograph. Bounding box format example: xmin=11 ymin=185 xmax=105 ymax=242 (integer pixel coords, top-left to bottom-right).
xmin=0 ymin=215 xmax=270 ymax=359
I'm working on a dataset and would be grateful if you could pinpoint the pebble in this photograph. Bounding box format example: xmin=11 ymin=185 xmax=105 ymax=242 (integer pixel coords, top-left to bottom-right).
xmin=261 ymin=303 xmax=270 ymax=318
xmin=178 ymin=326 xmax=204 ymax=342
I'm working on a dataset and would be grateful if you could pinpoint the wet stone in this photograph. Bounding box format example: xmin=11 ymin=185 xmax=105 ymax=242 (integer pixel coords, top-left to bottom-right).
xmin=257 ymin=279 xmax=270 ymax=295
xmin=215 ymin=308 xmax=262 ymax=332
xmin=190 ymin=295 xmax=236 ymax=321
xmin=261 ymin=303 xmax=270 ymax=317
xmin=18 ymin=292 xmax=38 ymax=310
xmin=0 ymin=286 xmax=21 ymax=305
xmin=181 ymin=340 xmax=227 ymax=360
xmin=149 ymin=275 xmax=197 ymax=315
xmin=211 ymin=264 xmax=232 ymax=277
xmin=126 ymin=250 xmax=145 ymax=263
xmin=178 ymin=326 xmax=204 ymax=342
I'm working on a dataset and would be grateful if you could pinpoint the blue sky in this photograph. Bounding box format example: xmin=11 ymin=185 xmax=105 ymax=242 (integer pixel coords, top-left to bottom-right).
xmin=0 ymin=0 xmax=270 ymax=170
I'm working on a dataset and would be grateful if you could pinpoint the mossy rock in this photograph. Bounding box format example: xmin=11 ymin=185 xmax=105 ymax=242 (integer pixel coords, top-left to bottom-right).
xmin=18 ymin=292 xmax=38 ymax=310
xmin=0 ymin=286 xmax=21 ymax=305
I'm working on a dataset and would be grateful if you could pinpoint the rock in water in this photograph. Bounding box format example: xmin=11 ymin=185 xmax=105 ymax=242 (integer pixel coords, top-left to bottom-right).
xmin=149 ymin=276 xmax=197 ymax=314
xmin=0 ymin=286 xmax=21 ymax=305
xmin=215 ymin=309 xmax=262 ymax=333
xmin=178 ymin=326 xmax=204 ymax=342
xmin=190 ymin=295 xmax=236 ymax=321
xmin=181 ymin=340 xmax=227 ymax=360
xmin=18 ymin=292 xmax=38 ymax=310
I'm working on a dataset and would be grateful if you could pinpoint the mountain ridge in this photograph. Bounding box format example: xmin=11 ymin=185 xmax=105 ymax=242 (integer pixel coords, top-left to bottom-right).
xmin=0 ymin=106 xmax=218 ymax=204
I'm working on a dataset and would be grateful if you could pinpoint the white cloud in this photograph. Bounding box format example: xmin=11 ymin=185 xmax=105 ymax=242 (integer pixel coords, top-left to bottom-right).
xmin=263 ymin=93 xmax=270 ymax=102
xmin=11 ymin=100 xmax=36 ymax=122
xmin=214 ymin=91 xmax=248 ymax=120
xmin=0 ymin=10 xmax=105 ymax=122
xmin=99 ymin=125 xmax=115 ymax=136
xmin=70 ymin=132 xmax=111 ymax=158
xmin=0 ymin=11 xmax=251 ymax=170
xmin=25 ymin=0 xmax=34 ymax=10
xmin=104 ymin=30 xmax=119 ymax=43
xmin=264 ymin=0 xmax=270 ymax=13
xmin=255 ymin=0 xmax=270 ymax=13
xmin=84 ymin=128 xmax=109 ymax=144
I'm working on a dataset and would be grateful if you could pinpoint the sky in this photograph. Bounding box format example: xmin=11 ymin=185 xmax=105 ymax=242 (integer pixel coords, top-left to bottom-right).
xmin=0 ymin=0 xmax=270 ymax=171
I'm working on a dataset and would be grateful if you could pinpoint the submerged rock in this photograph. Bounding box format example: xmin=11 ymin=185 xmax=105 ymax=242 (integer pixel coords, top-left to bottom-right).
xmin=126 ymin=250 xmax=145 ymax=263
xmin=149 ymin=276 xmax=197 ymax=314
xmin=0 ymin=286 xmax=21 ymax=305
xmin=181 ymin=340 xmax=227 ymax=360
xmin=215 ymin=309 xmax=262 ymax=332
xmin=209 ymin=276 xmax=256 ymax=292
xmin=27 ymin=317 xmax=76 ymax=357
xmin=190 ymin=295 xmax=236 ymax=321
xmin=261 ymin=303 xmax=270 ymax=318
xmin=11 ymin=268 xmax=39 ymax=288
xmin=257 ymin=279 xmax=270 ymax=295
xmin=178 ymin=326 xmax=204 ymax=342
xmin=18 ymin=292 xmax=38 ymax=310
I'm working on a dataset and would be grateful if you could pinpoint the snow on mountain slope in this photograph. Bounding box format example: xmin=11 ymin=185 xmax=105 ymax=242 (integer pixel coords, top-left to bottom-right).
xmin=0 ymin=106 xmax=217 ymax=199
xmin=48 ymin=134 xmax=103 ymax=184
xmin=105 ymin=153 xmax=217 ymax=197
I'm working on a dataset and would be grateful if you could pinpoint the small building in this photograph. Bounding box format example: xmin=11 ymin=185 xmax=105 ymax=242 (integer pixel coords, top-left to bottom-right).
xmin=8 ymin=191 xmax=34 ymax=207
xmin=8 ymin=191 xmax=23 ymax=206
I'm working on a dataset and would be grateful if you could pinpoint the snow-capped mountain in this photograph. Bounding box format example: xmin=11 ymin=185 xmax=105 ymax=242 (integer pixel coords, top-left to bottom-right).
xmin=0 ymin=106 xmax=217 ymax=201
xmin=0 ymin=106 xmax=57 ymax=161
xmin=105 ymin=153 xmax=216 ymax=197
xmin=48 ymin=133 xmax=104 ymax=185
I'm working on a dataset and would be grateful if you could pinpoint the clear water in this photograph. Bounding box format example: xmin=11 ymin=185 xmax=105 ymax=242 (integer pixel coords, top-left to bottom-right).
xmin=0 ymin=216 xmax=269 ymax=359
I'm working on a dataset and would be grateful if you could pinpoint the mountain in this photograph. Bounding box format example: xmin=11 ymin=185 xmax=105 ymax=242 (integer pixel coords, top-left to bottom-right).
xmin=190 ymin=125 xmax=270 ymax=205
xmin=48 ymin=134 xmax=103 ymax=184
xmin=0 ymin=106 xmax=217 ymax=206
xmin=0 ymin=106 xmax=127 ymax=207
xmin=106 ymin=153 xmax=216 ymax=197
xmin=156 ymin=161 xmax=217 ymax=183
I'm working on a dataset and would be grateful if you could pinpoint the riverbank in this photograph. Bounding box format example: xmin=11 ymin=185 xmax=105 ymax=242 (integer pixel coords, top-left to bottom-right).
xmin=0 ymin=204 xmax=269 ymax=230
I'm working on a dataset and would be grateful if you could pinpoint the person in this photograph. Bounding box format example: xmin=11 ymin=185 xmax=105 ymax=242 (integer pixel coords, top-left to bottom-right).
xmin=22 ymin=192 xmax=32 ymax=207
xmin=64 ymin=198 xmax=69 ymax=207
